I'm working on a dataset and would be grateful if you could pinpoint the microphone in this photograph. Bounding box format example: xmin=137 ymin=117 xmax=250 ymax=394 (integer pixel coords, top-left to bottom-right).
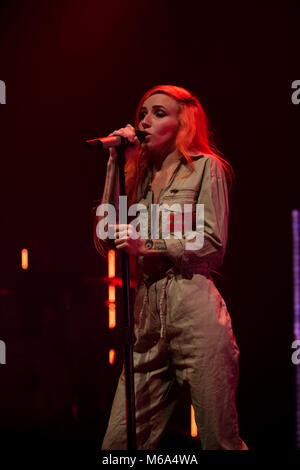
xmin=85 ymin=129 xmax=147 ymax=149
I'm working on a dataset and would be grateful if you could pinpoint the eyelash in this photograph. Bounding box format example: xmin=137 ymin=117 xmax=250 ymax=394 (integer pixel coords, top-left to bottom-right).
xmin=139 ymin=111 xmax=166 ymax=120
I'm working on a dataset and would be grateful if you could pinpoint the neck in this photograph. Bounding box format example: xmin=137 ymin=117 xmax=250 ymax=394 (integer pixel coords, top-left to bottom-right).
xmin=149 ymin=147 xmax=181 ymax=174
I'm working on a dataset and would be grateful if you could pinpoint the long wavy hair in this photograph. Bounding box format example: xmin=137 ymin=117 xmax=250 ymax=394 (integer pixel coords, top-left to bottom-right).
xmin=93 ymin=84 xmax=234 ymax=262
xmin=125 ymin=84 xmax=234 ymax=207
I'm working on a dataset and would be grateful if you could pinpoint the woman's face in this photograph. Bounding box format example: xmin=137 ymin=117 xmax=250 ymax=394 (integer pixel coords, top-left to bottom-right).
xmin=137 ymin=93 xmax=180 ymax=155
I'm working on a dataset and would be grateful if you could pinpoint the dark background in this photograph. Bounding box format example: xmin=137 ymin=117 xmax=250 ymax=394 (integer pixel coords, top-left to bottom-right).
xmin=0 ymin=0 xmax=299 ymax=461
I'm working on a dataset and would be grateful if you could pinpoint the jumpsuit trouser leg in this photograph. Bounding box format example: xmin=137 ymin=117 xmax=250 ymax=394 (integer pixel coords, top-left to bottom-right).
xmin=165 ymin=273 xmax=248 ymax=450
xmin=101 ymin=273 xmax=248 ymax=450
xmin=101 ymin=282 xmax=178 ymax=450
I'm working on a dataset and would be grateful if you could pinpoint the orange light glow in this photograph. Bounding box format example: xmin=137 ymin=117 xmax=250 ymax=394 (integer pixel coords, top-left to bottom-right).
xmin=108 ymin=249 xmax=116 ymax=328
xmin=109 ymin=303 xmax=116 ymax=329
xmin=191 ymin=405 xmax=198 ymax=437
xmin=108 ymin=285 xmax=116 ymax=303
xmin=108 ymin=250 xmax=115 ymax=278
xmin=21 ymin=248 xmax=28 ymax=270
xmin=109 ymin=349 xmax=116 ymax=365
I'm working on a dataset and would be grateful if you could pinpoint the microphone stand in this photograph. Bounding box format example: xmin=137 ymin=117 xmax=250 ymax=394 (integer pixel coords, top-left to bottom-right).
xmin=85 ymin=132 xmax=142 ymax=450
xmin=116 ymin=139 xmax=137 ymax=450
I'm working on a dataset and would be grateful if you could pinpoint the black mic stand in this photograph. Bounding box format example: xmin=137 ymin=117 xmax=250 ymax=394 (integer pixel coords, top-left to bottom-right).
xmin=85 ymin=132 xmax=143 ymax=450
xmin=116 ymin=139 xmax=137 ymax=450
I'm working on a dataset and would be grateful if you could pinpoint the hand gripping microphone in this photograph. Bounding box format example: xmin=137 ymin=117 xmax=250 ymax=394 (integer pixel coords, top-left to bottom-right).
xmin=85 ymin=129 xmax=147 ymax=149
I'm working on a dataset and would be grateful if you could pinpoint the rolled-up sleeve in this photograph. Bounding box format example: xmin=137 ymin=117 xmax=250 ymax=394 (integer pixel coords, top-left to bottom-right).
xmin=165 ymin=157 xmax=229 ymax=270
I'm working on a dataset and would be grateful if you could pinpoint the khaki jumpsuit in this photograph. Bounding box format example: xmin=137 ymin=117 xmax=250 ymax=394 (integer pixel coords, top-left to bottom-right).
xmin=101 ymin=154 xmax=248 ymax=450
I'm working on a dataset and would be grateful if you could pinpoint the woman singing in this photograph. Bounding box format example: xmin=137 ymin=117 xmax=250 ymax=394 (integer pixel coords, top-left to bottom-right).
xmin=94 ymin=85 xmax=248 ymax=450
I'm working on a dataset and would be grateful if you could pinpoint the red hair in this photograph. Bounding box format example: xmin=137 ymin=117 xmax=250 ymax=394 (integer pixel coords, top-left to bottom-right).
xmin=125 ymin=84 xmax=234 ymax=206
xmin=93 ymin=84 xmax=234 ymax=260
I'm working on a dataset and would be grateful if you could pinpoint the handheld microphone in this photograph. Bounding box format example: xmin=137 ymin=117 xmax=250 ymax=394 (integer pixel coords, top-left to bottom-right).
xmin=85 ymin=129 xmax=147 ymax=149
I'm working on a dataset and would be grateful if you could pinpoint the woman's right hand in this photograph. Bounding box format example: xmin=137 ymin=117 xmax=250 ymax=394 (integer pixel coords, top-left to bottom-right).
xmin=108 ymin=123 xmax=140 ymax=163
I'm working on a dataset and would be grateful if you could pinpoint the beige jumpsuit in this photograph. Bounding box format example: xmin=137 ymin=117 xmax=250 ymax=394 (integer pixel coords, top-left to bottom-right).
xmin=101 ymin=154 xmax=248 ymax=450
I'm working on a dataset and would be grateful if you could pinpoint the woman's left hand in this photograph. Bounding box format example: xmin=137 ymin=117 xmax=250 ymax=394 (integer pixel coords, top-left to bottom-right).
xmin=109 ymin=224 xmax=144 ymax=256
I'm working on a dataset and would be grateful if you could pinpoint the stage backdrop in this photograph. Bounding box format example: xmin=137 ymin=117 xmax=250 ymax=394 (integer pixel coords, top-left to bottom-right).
xmin=0 ymin=0 xmax=299 ymax=458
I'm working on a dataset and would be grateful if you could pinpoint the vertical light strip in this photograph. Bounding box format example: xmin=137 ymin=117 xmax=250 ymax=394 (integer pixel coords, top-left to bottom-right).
xmin=108 ymin=250 xmax=115 ymax=279
xmin=109 ymin=285 xmax=116 ymax=302
xmin=21 ymin=248 xmax=28 ymax=270
xmin=292 ymin=209 xmax=300 ymax=449
xmin=109 ymin=349 xmax=116 ymax=365
xmin=108 ymin=249 xmax=116 ymax=330
xmin=108 ymin=303 xmax=116 ymax=329
xmin=191 ymin=405 xmax=198 ymax=437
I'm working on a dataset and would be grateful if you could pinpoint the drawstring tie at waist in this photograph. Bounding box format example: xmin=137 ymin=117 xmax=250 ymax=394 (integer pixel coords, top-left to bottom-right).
xmin=137 ymin=273 xmax=174 ymax=340
xmin=158 ymin=274 xmax=173 ymax=339
xmin=136 ymin=264 xmax=210 ymax=340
